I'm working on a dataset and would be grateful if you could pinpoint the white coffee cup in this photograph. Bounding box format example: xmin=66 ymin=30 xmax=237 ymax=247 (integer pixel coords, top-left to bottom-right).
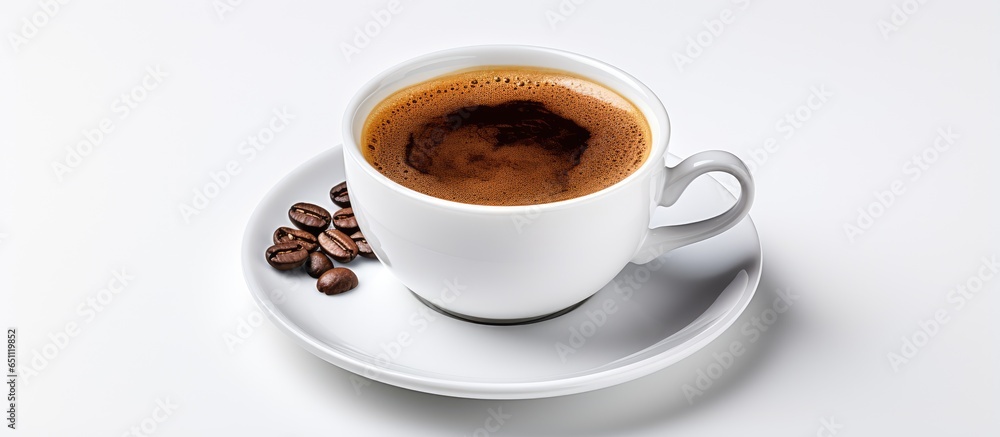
xmin=343 ymin=45 xmax=754 ymax=322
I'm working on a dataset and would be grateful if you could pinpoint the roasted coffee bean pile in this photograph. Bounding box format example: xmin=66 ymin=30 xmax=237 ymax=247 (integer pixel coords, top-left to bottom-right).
xmin=264 ymin=181 xmax=372 ymax=295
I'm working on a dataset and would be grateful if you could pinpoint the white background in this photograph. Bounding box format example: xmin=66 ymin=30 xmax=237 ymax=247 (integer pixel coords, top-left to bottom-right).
xmin=2 ymin=0 xmax=998 ymax=435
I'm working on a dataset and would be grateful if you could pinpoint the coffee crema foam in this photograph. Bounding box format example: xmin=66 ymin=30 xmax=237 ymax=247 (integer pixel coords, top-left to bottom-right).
xmin=361 ymin=67 xmax=651 ymax=206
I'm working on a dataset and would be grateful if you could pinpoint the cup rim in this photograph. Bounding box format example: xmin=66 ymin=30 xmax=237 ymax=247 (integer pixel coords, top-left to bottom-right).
xmin=341 ymin=44 xmax=671 ymax=214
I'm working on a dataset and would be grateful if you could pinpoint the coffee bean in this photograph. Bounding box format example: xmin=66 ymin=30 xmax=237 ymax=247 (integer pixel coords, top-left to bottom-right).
xmin=316 ymin=267 xmax=358 ymax=295
xmin=288 ymin=202 xmax=330 ymax=234
xmin=318 ymin=229 xmax=359 ymax=263
xmin=265 ymin=241 xmax=309 ymax=270
xmin=273 ymin=226 xmax=318 ymax=252
xmin=330 ymin=181 xmax=351 ymax=208
xmin=332 ymin=207 xmax=359 ymax=233
xmin=304 ymin=251 xmax=334 ymax=278
xmin=350 ymin=231 xmax=376 ymax=259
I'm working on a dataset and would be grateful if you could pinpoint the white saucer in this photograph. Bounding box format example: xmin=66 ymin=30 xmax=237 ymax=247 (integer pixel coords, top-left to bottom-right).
xmin=241 ymin=145 xmax=762 ymax=399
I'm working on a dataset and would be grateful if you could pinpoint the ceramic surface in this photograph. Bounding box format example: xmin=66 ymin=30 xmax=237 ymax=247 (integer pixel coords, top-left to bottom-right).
xmin=241 ymin=146 xmax=762 ymax=399
xmin=341 ymin=45 xmax=754 ymax=320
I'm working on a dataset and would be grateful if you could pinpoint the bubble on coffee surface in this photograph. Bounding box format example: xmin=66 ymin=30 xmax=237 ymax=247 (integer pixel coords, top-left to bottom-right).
xmin=362 ymin=68 xmax=650 ymax=206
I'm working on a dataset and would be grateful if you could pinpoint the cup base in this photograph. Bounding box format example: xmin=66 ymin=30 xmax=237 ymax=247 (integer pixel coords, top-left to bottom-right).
xmin=409 ymin=291 xmax=592 ymax=326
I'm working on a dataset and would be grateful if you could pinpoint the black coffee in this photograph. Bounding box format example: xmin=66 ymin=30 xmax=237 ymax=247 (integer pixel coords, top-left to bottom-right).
xmin=362 ymin=67 xmax=651 ymax=206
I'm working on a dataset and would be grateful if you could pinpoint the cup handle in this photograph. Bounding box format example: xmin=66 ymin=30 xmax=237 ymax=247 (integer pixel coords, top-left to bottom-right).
xmin=631 ymin=150 xmax=755 ymax=264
